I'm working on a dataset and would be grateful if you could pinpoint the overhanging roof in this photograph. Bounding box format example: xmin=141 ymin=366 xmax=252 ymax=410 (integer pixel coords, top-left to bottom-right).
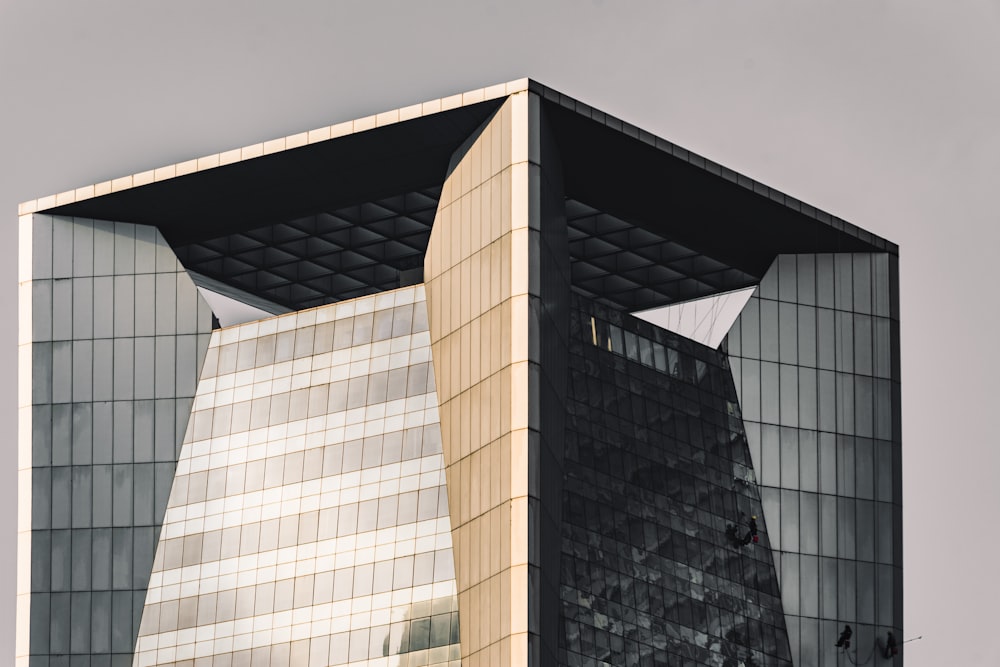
xmin=22 ymin=78 xmax=896 ymax=312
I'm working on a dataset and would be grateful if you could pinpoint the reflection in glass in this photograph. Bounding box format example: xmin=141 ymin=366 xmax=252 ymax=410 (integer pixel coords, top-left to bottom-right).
xmin=562 ymin=296 xmax=791 ymax=666
xmin=130 ymin=288 xmax=462 ymax=667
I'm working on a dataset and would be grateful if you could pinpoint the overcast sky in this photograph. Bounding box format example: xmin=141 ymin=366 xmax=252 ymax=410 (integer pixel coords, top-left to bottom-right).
xmin=2 ymin=2 xmax=997 ymax=665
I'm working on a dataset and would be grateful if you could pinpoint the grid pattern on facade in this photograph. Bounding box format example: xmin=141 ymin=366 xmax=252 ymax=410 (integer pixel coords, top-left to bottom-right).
xmin=565 ymin=200 xmax=759 ymax=311
xmin=726 ymin=253 xmax=902 ymax=667
xmin=172 ymin=190 xmax=441 ymax=311
xmin=16 ymin=81 xmax=905 ymax=667
xmin=424 ymin=93 xmax=535 ymax=667
xmin=133 ymin=287 xmax=461 ymax=667
xmin=18 ymin=215 xmax=214 ymax=667
xmin=171 ymin=192 xmax=766 ymax=319
xmin=559 ymin=297 xmax=792 ymax=667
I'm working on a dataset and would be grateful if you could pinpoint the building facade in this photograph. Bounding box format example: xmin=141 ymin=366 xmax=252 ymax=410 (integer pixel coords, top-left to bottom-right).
xmin=17 ymin=80 xmax=901 ymax=667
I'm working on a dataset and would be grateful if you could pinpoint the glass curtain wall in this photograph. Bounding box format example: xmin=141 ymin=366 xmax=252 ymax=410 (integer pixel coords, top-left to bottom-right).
xmin=725 ymin=253 xmax=902 ymax=667
xmin=18 ymin=215 xmax=213 ymax=667
xmin=133 ymin=287 xmax=461 ymax=667
xmin=559 ymin=295 xmax=792 ymax=667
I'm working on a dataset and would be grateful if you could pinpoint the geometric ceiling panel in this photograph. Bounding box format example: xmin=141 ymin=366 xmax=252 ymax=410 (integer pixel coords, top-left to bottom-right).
xmin=175 ymin=191 xmax=769 ymax=313
xmin=173 ymin=188 xmax=440 ymax=310
xmin=48 ymin=80 xmax=893 ymax=316
xmin=566 ymin=199 xmax=760 ymax=311
xmin=176 ymin=192 xmax=765 ymax=313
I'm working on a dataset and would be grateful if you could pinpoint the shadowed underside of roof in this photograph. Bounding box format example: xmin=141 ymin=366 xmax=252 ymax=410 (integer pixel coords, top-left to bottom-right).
xmin=40 ymin=80 xmax=892 ymax=313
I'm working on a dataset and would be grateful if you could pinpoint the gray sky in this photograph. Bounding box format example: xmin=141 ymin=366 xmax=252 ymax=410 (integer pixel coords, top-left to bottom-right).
xmin=2 ymin=2 xmax=997 ymax=665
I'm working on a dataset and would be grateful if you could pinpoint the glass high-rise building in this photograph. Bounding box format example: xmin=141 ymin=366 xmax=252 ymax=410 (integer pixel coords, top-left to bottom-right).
xmin=17 ymin=80 xmax=902 ymax=667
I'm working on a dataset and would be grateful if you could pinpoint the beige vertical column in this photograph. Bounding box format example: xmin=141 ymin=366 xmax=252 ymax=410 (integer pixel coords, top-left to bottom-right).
xmin=424 ymin=91 xmax=540 ymax=667
xmin=16 ymin=213 xmax=34 ymax=667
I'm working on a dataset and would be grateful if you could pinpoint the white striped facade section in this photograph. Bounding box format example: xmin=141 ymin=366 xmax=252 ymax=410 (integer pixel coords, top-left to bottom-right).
xmin=134 ymin=286 xmax=461 ymax=667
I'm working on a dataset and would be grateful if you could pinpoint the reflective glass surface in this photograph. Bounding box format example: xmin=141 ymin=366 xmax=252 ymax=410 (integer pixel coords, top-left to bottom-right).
xmin=20 ymin=90 xmax=904 ymax=667
xmin=559 ymin=296 xmax=791 ymax=667
xmin=21 ymin=216 xmax=214 ymax=666
xmin=725 ymin=253 xmax=901 ymax=667
xmin=133 ymin=287 xmax=461 ymax=667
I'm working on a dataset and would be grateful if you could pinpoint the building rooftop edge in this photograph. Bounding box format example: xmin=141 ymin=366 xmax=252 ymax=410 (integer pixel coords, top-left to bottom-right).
xmin=18 ymin=77 xmax=898 ymax=254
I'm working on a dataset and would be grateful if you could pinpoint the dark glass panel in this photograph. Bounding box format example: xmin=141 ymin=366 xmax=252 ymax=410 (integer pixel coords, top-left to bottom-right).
xmin=778 ymin=255 xmax=797 ymax=303
xmin=760 ymin=299 xmax=779 ymax=363
xmin=559 ymin=297 xmax=791 ymax=666
xmin=799 ymin=492 xmax=819 ymax=556
xmin=798 ymin=367 xmax=817 ymax=431
xmin=778 ymin=302 xmax=797 ymax=365
xmin=852 ymin=254 xmax=872 ymax=315
xmin=779 ymin=364 xmax=798 ymax=428
xmin=740 ymin=297 xmax=760 ymax=360
xmin=834 ymin=254 xmax=853 ymax=312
